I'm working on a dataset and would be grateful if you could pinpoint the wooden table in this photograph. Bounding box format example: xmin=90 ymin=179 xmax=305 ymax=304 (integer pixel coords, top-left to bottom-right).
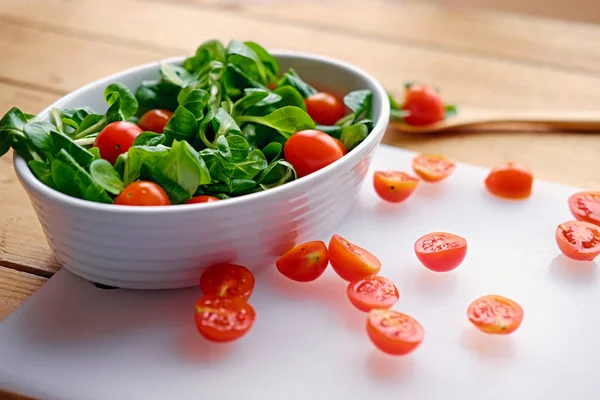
xmin=0 ymin=0 xmax=599 ymax=397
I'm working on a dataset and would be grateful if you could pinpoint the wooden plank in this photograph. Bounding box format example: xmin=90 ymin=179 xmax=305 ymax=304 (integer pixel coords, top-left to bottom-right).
xmin=0 ymin=82 xmax=59 ymax=116
xmin=152 ymin=0 xmax=600 ymax=74
xmin=0 ymin=266 xmax=46 ymax=321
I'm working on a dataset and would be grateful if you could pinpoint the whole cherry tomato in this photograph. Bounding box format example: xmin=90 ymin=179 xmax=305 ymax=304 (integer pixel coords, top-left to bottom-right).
xmin=414 ymin=232 xmax=467 ymax=272
xmin=304 ymin=92 xmax=345 ymax=125
xmin=200 ymin=263 xmax=255 ymax=300
xmin=328 ymin=234 xmax=381 ymax=282
xmin=467 ymin=295 xmax=524 ymax=335
xmin=138 ymin=109 xmax=173 ymax=133
xmin=283 ymin=130 xmax=344 ymax=177
xmin=373 ymin=171 xmax=419 ymax=203
xmin=568 ymin=191 xmax=600 ymax=226
xmin=94 ymin=121 xmax=142 ymax=164
xmin=114 ymin=181 xmax=170 ymax=206
xmin=402 ymin=84 xmax=445 ymax=126
xmin=347 ymin=275 xmax=399 ymax=312
xmin=485 ymin=162 xmax=533 ymax=200
xmin=367 ymin=309 xmax=424 ymax=355
xmin=412 ymin=153 xmax=456 ymax=182
xmin=186 ymin=195 xmax=220 ymax=204
xmin=194 ymin=295 xmax=256 ymax=342
xmin=555 ymin=220 xmax=600 ymax=261
xmin=276 ymin=241 xmax=329 ymax=282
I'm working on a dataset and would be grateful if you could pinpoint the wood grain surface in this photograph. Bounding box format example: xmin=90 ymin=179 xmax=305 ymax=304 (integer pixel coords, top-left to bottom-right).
xmin=0 ymin=2 xmax=599 ymax=396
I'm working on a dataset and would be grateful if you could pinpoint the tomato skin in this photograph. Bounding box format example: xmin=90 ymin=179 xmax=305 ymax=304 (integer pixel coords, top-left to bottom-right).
xmin=200 ymin=263 xmax=255 ymax=300
xmin=414 ymin=232 xmax=467 ymax=272
xmin=412 ymin=154 xmax=456 ymax=182
xmin=276 ymin=241 xmax=329 ymax=282
xmin=328 ymin=234 xmax=381 ymax=282
xmin=568 ymin=191 xmax=600 ymax=226
xmin=467 ymin=295 xmax=524 ymax=335
xmin=138 ymin=109 xmax=173 ymax=133
xmin=367 ymin=309 xmax=424 ymax=355
xmin=373 ymin=171 xmax=419 ymax=203
xmin=402 ymin=84 xmax=445 ymax=126
xmin=485 ymin=162 xmax=533 ymax=200
xmin=347 ymin=276 xmax=399 ymax=312
xmin=333 ymin=138 xmax=347 ymax=155
xmin=194 ymin=295 xmax=256 ymax=342
xmin=94 ymin=121 xmax=143 ymax=164
xmin=555 ymin=220 xmax=600 ymax=261
xmin=283 ymin=130 xmax=344 ymax=178
xmin=186 ymin=195 xmax=220 ymax=204
xmin=114 ymin=181 xmax=170 ymax=206
xmin=304 ymin=92 xmax=345 ymax=125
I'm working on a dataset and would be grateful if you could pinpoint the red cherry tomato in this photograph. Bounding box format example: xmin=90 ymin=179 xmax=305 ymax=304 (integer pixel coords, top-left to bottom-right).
xmin=467 ymin=295 xmax=524 ymax=335
xmin=194 ymin=295 xmax=256 ymax=342
xmin=402 ymin=84 xmax=445 ymax=126
xmin=414 ymin=232 xmax=467 ymax=272
xmin=555 ymin=220 xmax=600 ymax=261
xmin=373 ymin=171 xmax=419 ymax=203
xmin=485 ymin=162 xmax=533 ymax=200
xmin=304 ymin=92 xmax=345 ymax=125
xmin=333 ymin=138 xmax=347 ymax=155
xmin=412 ymin=153 xmax=456 ymax=182
xmin=328 ymin=234 xmax=381 ymax=282
xmin=186 ymin=195 xmax=220 ymax=204
xmin=268 ymin=82 xmax=277 ymax=91
xmin=276 ymin=241 xmax=329 ymax=282
xmin=283 ymin=130 xmax=344 ymax=178
xmin=367 ymin=309 xmax=424 ymax=355
xmin=347 ymin=275 xmax=399 ymax=312
xmin=568 ymin=191 xmax=600 ymax=226
xmin=200 ymin=263 xmax=255 ymax=300
xmin=94 ymin=121 xmax=143 ymax=165
xmin=137 ymin=109 xmax=173 ymax=133
xmin=114 ymin=181 xmax=170 ymax=206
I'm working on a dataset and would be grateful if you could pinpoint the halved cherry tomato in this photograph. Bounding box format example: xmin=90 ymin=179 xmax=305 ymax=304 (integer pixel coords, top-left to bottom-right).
xmin=412 ymin=153 xmax=456 ymax=182
xmin=414 ymin=232 xmax=467 ymax=272
xmin=283 ymin=130 xmax=344 ymax=177
xmin=347 ymin=275 xmax=399 ymax=312
xmin=485 ymin=162 xmax=533 ymax=200
xmin=568 ymin=191 xmax=600 ymax=226
xmin=114 ymin=181 xmax=170 ymax=206
xmin=194 ymin=295 xmax=256 ymax=342
xmin=333 ymin=138 xmax=347 ymax=155
xmin=94 ymin=121 xmax=142 ymax=164
xmin=367 ymin=309 xmax=424 ymax=355
xmin=373 ymin=171 xmax=419 ymax=203
xmin=402 ymin=83 xmax=445 ymax=126
xmin=328 ymin=234 xmax=381 ymax=282
xmin=467 ymin=295 xmax=524 ymax=335
xmin=200 ymin=263 xmax=255 ymax=300
xmin=276 ymin=241 xmax=328 ymax=282
xmin=304 ymin=92 xmax=345 ymax=125
xmin=138 ymin=109 xmax=173 ymax=133
xmin=186 ymin=195 xmax=220 ymax=204
xmin=555 ymin=220 xmax=600 ymax=261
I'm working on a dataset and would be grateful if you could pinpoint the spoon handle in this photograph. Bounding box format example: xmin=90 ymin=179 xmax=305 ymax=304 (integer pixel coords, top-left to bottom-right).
xmin=464 ymin=109 xmax=600 ymax=132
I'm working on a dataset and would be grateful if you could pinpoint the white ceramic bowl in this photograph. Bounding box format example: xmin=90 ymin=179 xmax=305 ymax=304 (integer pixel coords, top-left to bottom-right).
xmin=13 ymin=51 xmax=390 ymax=289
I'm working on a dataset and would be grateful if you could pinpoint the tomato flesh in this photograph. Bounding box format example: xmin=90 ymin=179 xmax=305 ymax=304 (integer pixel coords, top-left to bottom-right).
xmin=194 ymin=295 xmax=256 ymax=342
xmin=467 ymin=295 xmax=524 ymax=335
xmin=485 ymin=162 xmax=533 ymax=200
xmin=328 ymin=234 xmax=381 ymax=282
xmin=200 ymin=263 xmax=255 ymax=300
xmin=276 ymin=241 xmax=329 ymax=282
xmin=555 ymin=220 xmax=600 ymax=261
xmin=414 ymin=232 xmax=467 ymax=272
xmin=186 ymin=195 xmax=220 ymax=204
xmin=568 ymin=191 xmax=600 ymax=226
xmin=283 ymin=130 xmax=344 ymax=178
xmin=138 ymin=109 xmax=173 ymax=133
xmin=367 ymin=309 xmax=424 ymax=355
xmin=304 ymin=92 xmax=345 ymax=125
xmin=373 ymin=171 xmax=419 ymax=203
xmin=412 ymin=154 xmax=456 ymax=182
xmin=114 ymin=181 xmax=170 ymax=206
xmin=347 ymin=275 xmax=399 ymax=312
xmin=94 ymin=121 xmax=143 ymax=164
xmin=402 ymin=84 xmax=445 ymax=126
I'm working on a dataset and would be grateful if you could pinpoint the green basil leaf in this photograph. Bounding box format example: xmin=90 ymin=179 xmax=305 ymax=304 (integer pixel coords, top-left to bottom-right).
xmin=140 ymin=161 xmax=191 ymax=204
xmin=114 ymin=153 xmax=127 ymax=179
xmin=135 ymin=80 xmax=180 ymax=114
xmin=388 ymin=92 xmax=402 ymax=110
xmin=213 ymin=108 xmax=242 ymax=138
xmin=50 ymin=130 xmax=95 ymax=169
xmin=157 ymin=140 xmax=210 ymax=195
xmin=160 ymin=64 xmax=192 ymax=88
xmin=104 ymin=83 xmax=138 ymax=120
xmin=89 ymin=146 xmax=101 ymax=160
xmin=183 ymin=39 xmax=226 ymax=73
xmin=205 ymin=179 xmax=256 ymax=195
xmin=51 ymin=149 xmax=112 ymax=203
xmin=262 ymin=142 xmax=282 ymax=163
xmin=237 ymin=106 xmax=315 ymax=139
xmin=226 ymin=134 xmax=250 ymax=163
xmin=0 ymin=107 xmax=33 ymax=133
xmin=276 ymin=69 xmax=317 ymax=99
xmin=340 ymin=123 xmax=369 ymax=151
xmin=163 ymin=105 xmax=198 ymax=145
xmin=258 ymin=160 xmax=296 ymax=189
xmin=273 ymin=86 xmax=306 ymax=111
xmin=89 ymin=159 xmax=125 ymax=195
xmin=23 ymin=121 xmax=55 ymax=161
xmin=231 ymin=149 xmax=268 ymax=180
xmin=0 ymin=133 xmax=11 ymax=158
xmin=343 ymin=90 xmax=372 ymax=122
xmin=215 ymin=134 xmax=231 ymax=159
xmin=233 ymin=88 xmax=269 ymax=116
xmin=199 ymin=148 xmax=233 ymax=184
xmin=244 ymin=41 xmax=279 ymax=83
xmin=227 ymin=40 xmax=267 ymax=85
xmin=224 ymin=63 xmax=265 ymax=99
xmin=28 ymin=160 xmax=55 ymax=189
xmin=315 ymin=124 xmax=342 ymax=139
xmin=177 ymin=86 xmax=209 ymax=119
xmin=445 ymin=104 xmax=458 ymax=118
xmin=123 ymin=145 xmax=169 ymax=185
xmin=133 ymin=131 xmax=166 ymax=147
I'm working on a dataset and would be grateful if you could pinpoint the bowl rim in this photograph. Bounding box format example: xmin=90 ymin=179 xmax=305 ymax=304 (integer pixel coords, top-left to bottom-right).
xmin=13 ymin=50 xmax=390 ymax=214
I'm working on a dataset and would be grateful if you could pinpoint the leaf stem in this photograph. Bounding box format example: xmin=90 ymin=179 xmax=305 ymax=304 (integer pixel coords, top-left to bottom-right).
xmin=73 ymin=116 xmax=107 ymax=139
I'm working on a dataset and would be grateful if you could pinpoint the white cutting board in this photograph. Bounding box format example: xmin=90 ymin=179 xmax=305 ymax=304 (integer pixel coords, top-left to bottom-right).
xmin=1 ymin=145 xmax=598 ymax=400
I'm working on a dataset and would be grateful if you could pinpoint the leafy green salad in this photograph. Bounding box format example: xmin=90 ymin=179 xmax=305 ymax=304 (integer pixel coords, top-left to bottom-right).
xmin=0 ymin=39 xmax=374 ymax=206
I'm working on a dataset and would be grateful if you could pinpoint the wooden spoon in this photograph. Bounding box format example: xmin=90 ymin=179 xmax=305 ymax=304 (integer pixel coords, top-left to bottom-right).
xmin=388 ymin=108 xmax=600 ymax=134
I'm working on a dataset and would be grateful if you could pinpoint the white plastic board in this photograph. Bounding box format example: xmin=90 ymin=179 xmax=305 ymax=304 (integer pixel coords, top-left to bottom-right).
xmin=1 ymin=145 xmax=598 ymax=400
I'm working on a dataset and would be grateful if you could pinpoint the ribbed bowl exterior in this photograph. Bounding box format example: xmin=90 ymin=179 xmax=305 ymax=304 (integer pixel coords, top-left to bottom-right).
xmin=13 ymin=52 xmax=390 ymax=289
